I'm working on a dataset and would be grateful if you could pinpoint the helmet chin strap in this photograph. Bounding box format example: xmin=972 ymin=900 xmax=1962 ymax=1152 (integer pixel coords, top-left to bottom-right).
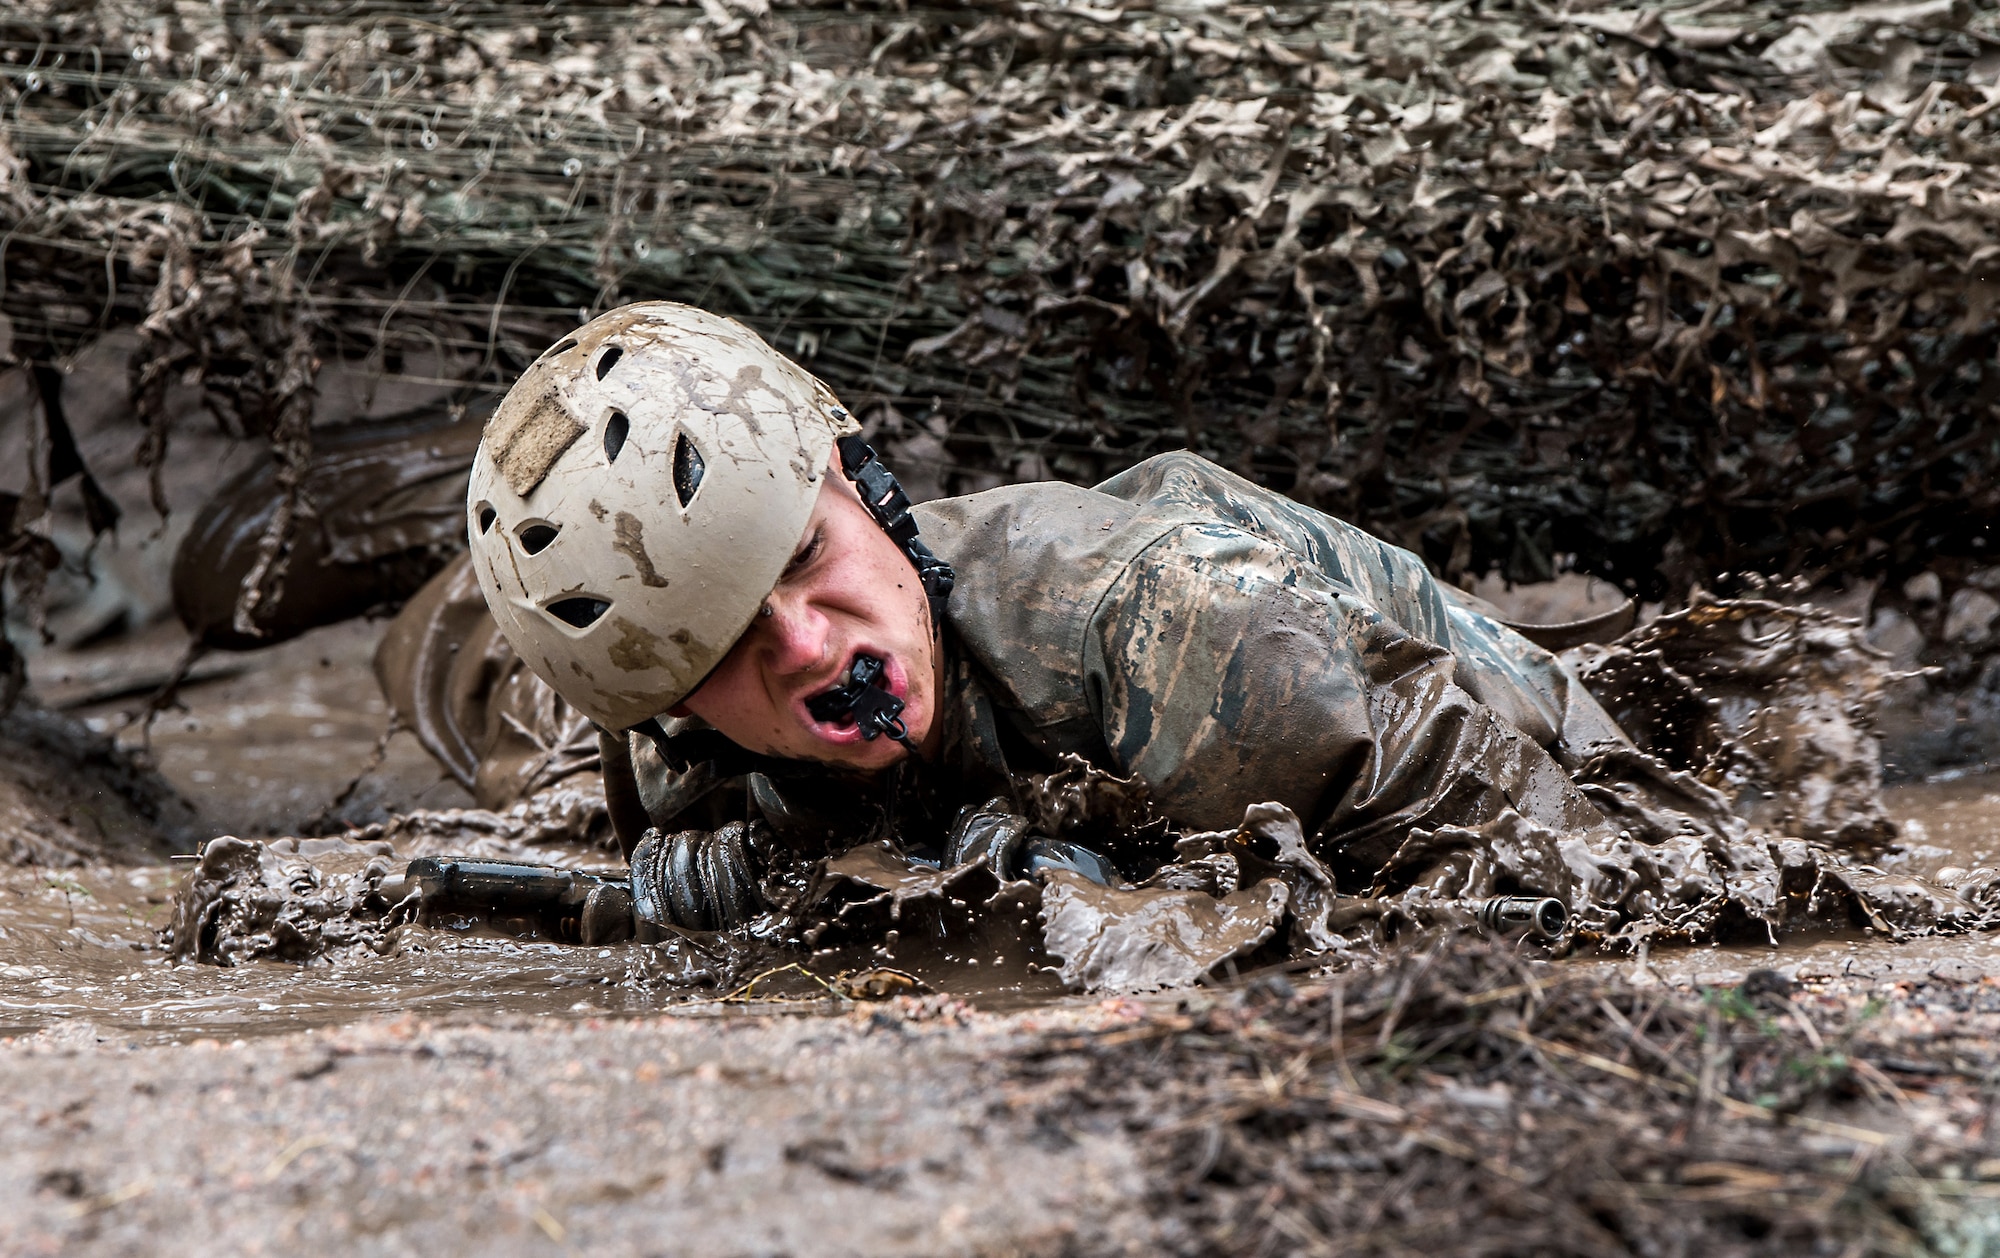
xmin=794 ymin=432 xmax=955 ymax=749
xmin=835 ymin=432 xmax=955 ymax=621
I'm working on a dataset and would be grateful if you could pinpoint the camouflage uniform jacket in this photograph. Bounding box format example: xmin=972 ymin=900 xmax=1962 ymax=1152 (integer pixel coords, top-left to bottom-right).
xmin=623 ymin=452 xmax=1624 ymax=867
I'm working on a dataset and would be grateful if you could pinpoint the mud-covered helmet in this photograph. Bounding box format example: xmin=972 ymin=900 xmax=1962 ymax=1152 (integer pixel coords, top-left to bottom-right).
xmin=464 ymin=302 xmax=860 ymax=732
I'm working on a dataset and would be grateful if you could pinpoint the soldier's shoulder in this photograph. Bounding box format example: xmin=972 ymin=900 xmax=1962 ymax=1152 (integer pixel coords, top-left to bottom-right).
xmin=913 ymin=475 xmax=1190 ymax=724
xmin=914 ymin=475 xmax=1124 ymax=528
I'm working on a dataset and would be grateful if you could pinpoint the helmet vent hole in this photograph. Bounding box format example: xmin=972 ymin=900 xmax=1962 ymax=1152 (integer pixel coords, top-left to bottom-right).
xmin=594 ymin=345 xmax=623 ymax=380
xmin=546 ymin=338 xmax=578 ymax=358
xmin=546 ymin=597 xmax=610 ymax=629
xmin=673 ymin=434 xmax=705 ymax=508
xmin=476 ymin=503 xmax=497 ymax=534
xmin=603 ymin=411 xmax=629 ymax=463
xmin=518 ymin=523 xmax=560 ymax=555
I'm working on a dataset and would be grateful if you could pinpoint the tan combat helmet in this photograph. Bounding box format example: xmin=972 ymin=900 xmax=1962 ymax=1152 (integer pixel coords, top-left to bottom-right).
xmin=467 ymin=302 xmax=953 ymax=736
xmin=466 ymin=302 xmax=865 ymax=732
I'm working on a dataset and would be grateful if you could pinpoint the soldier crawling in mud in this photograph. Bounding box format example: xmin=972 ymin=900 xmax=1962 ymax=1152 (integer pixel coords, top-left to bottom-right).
xmin=170 ymin=299 xmax=1997 ymax=977
xmin=446 ymin=300 xmax=1666 ymax=952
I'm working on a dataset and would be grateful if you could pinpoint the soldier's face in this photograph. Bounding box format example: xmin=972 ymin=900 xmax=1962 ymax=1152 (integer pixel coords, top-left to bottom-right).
xmin=674 ymin=469 xmax=940 ymax=772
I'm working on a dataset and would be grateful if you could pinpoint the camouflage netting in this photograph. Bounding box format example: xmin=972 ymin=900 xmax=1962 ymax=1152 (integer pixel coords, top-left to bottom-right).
xmin=3 ymin=0 xmax=2000 ymax=660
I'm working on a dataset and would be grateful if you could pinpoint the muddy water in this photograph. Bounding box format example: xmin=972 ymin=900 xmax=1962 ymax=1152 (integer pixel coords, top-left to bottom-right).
xmin=35 ymin=618 xmax=475 ymax=837
xmin=0 ymin=854 xmax=665 ymax=1044
xmin=6 ymin=618 xmax=1073 ymax=1045
xmin=1568 ymin=774 xmax=2000 ymax=989
xmin=0 ymin=838 xmax=1067 ymax=1045
xmin=5 ymin=773 xmax=1996 ymax=1045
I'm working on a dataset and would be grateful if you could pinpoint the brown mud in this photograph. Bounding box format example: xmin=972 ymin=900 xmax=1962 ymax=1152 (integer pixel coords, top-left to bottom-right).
xmin=51 ymin=618 xmax=476 ymax=838
xmin=6 ymin=924 xmax=2000 ymax=1255
xmin=3 ymin=615 xmax=2000 ymax=1253
xmin=9 ymin=762 xmax=1975 ymax=1049
xmin=0 ymin=1001 xmax=1160 ymax=1258
xmin=101 ymin=583 xmax=2000 ymax=1012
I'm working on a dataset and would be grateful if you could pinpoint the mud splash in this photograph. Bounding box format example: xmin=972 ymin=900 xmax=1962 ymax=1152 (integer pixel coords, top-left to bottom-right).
xmin=0 ymin=768 xmax=1993 ymax=1046
xmin=166 ymin=836 xmax=405 ymax=966
xmin=0 ymin=856 xmax=652 ymax=1044
xmin=1568 ymin=592 xmax=1901 ymax=844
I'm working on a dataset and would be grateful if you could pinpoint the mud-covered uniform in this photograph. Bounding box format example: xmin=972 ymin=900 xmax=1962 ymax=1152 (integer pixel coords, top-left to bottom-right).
xmin=614 ymin=453 xmax=1625 ymax=890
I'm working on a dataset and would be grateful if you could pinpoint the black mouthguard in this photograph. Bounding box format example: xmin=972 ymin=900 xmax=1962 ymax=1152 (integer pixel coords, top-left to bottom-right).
xmin=804 ymin=654 xmax=912 ymax=747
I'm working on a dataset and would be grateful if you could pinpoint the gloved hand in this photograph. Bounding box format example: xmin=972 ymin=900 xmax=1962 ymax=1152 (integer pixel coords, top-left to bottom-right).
xmin=945 ymin=799 xmax=1121 ymax=886
xmin=628 ymin=820 xmax=766 ymax=931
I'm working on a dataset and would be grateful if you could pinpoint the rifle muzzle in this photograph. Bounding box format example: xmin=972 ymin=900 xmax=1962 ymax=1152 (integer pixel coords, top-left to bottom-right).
xmin=1476 ymin=896 xmax=1568 ymax=941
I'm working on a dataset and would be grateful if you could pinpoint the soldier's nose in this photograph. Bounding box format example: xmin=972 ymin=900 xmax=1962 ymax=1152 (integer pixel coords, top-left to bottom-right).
xmin=756 ymin=591 xmax=832 ymax=677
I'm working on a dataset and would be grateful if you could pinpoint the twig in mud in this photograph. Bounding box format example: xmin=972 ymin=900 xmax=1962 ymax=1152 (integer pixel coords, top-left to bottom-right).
xmin=1814 ymin=1143 xmax=1879 ymax=1214
xmin=1498 ymin=1024 xmax=1891 ymax=1147
xmin=65 ymin=1175 xmax=152 ymax=1218
xmin=1328 ymin=979 xmax=1362 ymax=1094
xmin=305 ymin=712 xmax=402 ymax=836
xmin=124 ymin=636 xmax=208 ymax=750
xmin=260 ymin=1134 xmax=331 ymax=1181
xmin=1460 ymin=981 xmax=1536 ymax=1006
xmin=1372 ymin=937 xmax=1441 ymax=1050
xmin=1847 ymin=1057 xmax=1914 ymax=1113
xmin=714 ymin=962 xmax=841 ymax=1004
xmin=530 ymin=1206 xmax=566 ymax=1244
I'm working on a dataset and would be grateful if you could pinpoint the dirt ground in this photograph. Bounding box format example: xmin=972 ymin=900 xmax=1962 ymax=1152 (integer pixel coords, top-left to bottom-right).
xmin=0 ymin=1003 xmax=1164 ymax=1258
xmin=6 ymin=933 xmax=2000 ymax=1257
xmin=6 ymin=460 xmax=2000 ymax=1254
xmin=0 ymin=626 xmax=1997 ymax=1255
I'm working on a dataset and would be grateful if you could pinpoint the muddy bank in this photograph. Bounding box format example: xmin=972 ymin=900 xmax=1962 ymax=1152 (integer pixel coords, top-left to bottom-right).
xmin=5 ymin=939 xmax=2000 ymax=1257
xmin=48 ymin=618 xmax=475 ymax=840
xmin=0 ymin=1002 xmax=1156 ymax=1258
xmin=1019 ymin=940 xmax=2000 ymax=1256
xmin=0 ymin=702 xmax=196 ymax=866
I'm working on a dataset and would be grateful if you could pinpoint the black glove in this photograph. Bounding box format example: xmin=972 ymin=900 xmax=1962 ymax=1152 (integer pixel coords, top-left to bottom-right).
xmin=629 ymin=821 xmax=766 ymax=931
xmin=945 ymin=799 xmax=1120 ymax=886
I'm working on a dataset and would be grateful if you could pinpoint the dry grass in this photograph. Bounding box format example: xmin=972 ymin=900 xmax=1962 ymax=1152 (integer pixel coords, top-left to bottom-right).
xmin=1013 ymin=937 xmax=2000 ymax=1256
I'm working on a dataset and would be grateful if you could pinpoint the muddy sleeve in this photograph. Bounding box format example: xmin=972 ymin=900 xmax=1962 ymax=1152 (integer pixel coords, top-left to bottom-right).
xmin=597 ymin=728 xmax=652 ymax=862
xmin=1434 ymin=593 xmax=1632 ymax=766
xmin=1083 ymin=525 xmax=1611 ymax=867
xmin=626 ymin=728 xmax=751 ymax=836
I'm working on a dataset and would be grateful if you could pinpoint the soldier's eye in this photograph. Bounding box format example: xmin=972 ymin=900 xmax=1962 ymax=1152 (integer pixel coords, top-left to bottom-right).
xmin=783 ymin=527 xmax=823 ymax=579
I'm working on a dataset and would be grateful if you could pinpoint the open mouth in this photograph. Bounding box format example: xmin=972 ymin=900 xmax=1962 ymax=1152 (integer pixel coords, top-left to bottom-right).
xmin=804 ymin=655 xmax=872 ymax=727
xmin=803 ymin=653 xmax=910 ymax=745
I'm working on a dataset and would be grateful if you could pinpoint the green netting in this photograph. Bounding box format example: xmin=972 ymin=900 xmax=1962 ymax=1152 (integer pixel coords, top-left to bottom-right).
xmin=3 ymin=0 xmax=1998 ymax=602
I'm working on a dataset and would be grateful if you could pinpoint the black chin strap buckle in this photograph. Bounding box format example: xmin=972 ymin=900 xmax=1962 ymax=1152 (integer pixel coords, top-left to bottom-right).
xmin=804 ymin=654 xmax=914 ymax=748
xmin=835 ymin=433 xmax=955 ymax=621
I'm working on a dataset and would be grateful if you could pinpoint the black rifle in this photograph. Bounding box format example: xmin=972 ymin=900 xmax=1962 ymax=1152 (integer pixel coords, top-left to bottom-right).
xmin=381 ymin=857 xmax=640 ymax=945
